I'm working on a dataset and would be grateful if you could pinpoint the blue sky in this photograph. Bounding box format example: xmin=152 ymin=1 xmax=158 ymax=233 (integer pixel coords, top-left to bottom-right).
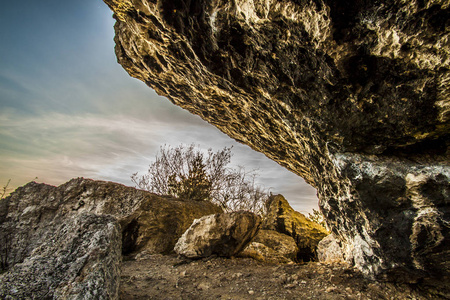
xmin=0 ymin=0 xmax=319 ymax=213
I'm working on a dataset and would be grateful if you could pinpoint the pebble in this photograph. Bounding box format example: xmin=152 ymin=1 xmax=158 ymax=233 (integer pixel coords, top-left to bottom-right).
xmin=284 ymin=282 xmax=298 ymax=289
xmin=197 ymin=283 xmax=210 ymax=290
xmin=326 ymin=286 xmax=337 ymax=293
xmin=248 ymin=290 xmax=255 ymax=295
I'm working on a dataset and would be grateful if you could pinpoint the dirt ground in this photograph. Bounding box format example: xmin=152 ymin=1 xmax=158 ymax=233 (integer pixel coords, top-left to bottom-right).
xmin=119 ymin=254 xmax=440 ymax=300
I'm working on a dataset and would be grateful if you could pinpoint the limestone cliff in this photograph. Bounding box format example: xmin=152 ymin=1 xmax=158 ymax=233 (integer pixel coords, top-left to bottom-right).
xmin=103 ymin=0 xmax=449 ymax=289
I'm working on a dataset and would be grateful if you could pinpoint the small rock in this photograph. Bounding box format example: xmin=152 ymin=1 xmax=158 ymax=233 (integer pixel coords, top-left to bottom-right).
xmin=197 ymin=283 xmax=210 ymax=291
xmin=135 ymin=250 xmax=153 ymax=261
xmin=326 ymin=286 xmax=337 ymax=293
xmin=248 ymin=290 xmax=255 ymax=295
xmin=284 ymin=282 xmax=298 ymax=289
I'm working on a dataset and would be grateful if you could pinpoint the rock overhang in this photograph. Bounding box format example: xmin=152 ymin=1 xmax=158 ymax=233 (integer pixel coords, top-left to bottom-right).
xmin=102 ymin=0 xmax=449 ymax=292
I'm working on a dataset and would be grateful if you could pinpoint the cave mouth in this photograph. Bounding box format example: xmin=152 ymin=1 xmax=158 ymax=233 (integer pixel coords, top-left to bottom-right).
xmin=297 ymin=248 xmax=315 ymax=263
xmin=122 ymin=219 xmax=140 ymax=255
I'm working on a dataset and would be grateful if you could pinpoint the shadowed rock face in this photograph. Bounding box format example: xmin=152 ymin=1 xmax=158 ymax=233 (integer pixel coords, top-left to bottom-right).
xmin=103 ymin=0 xmax=449 ymax=288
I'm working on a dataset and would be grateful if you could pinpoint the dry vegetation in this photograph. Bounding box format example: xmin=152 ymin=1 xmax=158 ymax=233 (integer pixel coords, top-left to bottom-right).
xmin=132 ymin=144 xmax=268 ymax=214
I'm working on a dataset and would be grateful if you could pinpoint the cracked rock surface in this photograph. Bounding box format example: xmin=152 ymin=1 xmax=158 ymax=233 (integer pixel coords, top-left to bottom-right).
xmin=103 ymin=0 xmax=449 ymax=291
xmin=0 ymin=213 xmax=121 ymax=300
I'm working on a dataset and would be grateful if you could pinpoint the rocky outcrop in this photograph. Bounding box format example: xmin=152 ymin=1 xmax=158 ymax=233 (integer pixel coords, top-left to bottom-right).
xmin=263 ymin=195 xmax=328 ymax=261
xmin=0 ymin=178 xmax=222 ymax=298
xmin=239 ymin=229 xmax=299 ymax=264
xmin=0 ymin=214 xmax=121 ymax=300
xmin=174 ymin=211 xmax=261 ymax=258
xmin=0 ymin=178 xmax=222 ymax=267
xmin=317 ymin=234 xmax=345 ymax=264
xmin=103 ymin=0 xmax=450 ymax=288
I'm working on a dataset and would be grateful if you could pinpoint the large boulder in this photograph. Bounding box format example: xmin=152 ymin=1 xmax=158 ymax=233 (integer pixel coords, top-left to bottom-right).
xmin=0 ymin=213 xmax=121 ymax=299
xmin=239 ymin=229 xmax=299 ymax=264
xmin=317 ymin=234 xmax=345 ymax=264
xmin=174 ymin=211 xmax=261 ymax=258
xmin=263 ymin=195 xmax=328 ymax=261
xmin=0 ymin=178 xmax=222 ymax=298
xmin=103 ymin=0 xmax=449 ymax=288
xmin=118 ymin=192 xmax=223 ymax=255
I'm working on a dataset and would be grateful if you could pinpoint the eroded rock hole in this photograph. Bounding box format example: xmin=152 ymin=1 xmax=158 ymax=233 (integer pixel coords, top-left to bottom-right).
xmin=122 ymin=219 xmax=140 ymax=255
xmin=297 ymin=248 xmax=315 ymax=262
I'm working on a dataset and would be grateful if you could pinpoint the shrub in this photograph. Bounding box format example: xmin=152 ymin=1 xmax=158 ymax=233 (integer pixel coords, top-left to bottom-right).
xmin=131 ymin=144 xmax=268 ymax=214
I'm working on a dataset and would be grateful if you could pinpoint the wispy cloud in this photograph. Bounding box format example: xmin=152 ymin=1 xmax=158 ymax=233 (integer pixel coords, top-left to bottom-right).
xmin=0 ymin=110 xmax=318 ymax=213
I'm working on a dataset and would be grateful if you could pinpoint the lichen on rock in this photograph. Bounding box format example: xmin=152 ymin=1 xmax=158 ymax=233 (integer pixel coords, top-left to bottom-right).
xmin=103 ymin=0 xmax=450 ymax=289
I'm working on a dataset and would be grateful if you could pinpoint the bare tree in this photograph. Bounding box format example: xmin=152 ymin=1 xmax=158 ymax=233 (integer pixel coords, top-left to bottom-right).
xmin=1 ymin=179 xmax=10 ymax=200
xmin=131 ymin=144 xmax=269 ymax=214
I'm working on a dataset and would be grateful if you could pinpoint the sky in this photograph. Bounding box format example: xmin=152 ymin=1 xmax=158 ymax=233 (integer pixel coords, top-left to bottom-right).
xmin=0 ymin=0 xmax=319 ymax=214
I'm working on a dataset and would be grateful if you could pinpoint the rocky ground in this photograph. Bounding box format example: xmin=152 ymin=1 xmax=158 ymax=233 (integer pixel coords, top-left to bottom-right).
xmin=119 ymin=254 xmax=438 ymax=300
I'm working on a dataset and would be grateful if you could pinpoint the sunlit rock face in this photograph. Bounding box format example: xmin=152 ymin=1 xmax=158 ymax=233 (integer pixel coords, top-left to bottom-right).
xmin=263 ymin=195 xmax=328 ymax=261
xmin=103 ymin=0 xmax=449 ymax=288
